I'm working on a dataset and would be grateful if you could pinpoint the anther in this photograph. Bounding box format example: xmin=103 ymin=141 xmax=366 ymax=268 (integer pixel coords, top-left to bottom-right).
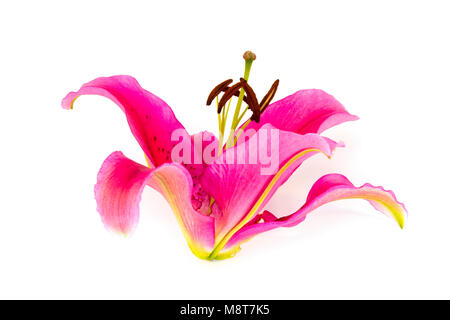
xmin=239 ymin=78 xmax=261 ymax=122
xmin=259 ymin=79 xmax=279 ymax=112
xmin=206 ymin=79 xmax=233 ymax=106
xmin=207 ymin=79 xmax=250 ymax=108
xmin=218 ymin=82 xmax=244 ymax=113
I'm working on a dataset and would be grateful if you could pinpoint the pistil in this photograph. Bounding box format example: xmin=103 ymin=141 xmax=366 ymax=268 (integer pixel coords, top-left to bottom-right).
xmin=225 ymin=51 xmax=256 ymax=148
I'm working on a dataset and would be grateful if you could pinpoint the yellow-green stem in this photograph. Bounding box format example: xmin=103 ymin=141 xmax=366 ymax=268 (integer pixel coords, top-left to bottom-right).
xmin=233 ymin=118 xmax=252 ymax=144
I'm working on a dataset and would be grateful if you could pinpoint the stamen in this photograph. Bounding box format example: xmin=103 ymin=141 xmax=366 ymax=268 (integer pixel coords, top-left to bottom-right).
xmin=239 ymin=78 xmax=260 ymax=122
xmin=218 ymin=81 xmax=243 ymax=113
xmin=206 ymin=79 xmax=233 ymax=106
xmin=206 ymin=50 xmax=266 ymax=152
xmin=259 ymin=79 xmax=279 ymax=112
xmin=207 ymin=79 xmax=250 ymax=108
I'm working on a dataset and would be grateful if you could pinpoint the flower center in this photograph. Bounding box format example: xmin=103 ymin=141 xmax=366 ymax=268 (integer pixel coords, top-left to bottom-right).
xmin=206 ymin=51 xmax=279 ymax=154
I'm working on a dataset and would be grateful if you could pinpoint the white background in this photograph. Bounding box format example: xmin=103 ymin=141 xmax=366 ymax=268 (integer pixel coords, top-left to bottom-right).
xmin=1 ymin=0 xmax=449 ymax=299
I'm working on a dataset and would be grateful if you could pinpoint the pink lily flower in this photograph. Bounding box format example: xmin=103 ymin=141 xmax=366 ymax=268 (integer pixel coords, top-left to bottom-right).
xmin=62 ymin=52 xmax=406 ymax=260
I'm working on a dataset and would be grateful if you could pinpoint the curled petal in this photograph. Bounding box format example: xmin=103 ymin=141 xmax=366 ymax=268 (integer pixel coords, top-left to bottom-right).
xmin=201 ymin=124 xmax=340 ymax=258
xmin=95 ymin=151 xmax=215 ymax=259
xmin=243 ymin=89 xmax=359 ymax=135
xmin=95 ymin=151 xmax=150 ymax=234
xmin=218 ymin=174 xmax=407 ymax=259
xmin=62 ymin=75 xmax=188 ymax=167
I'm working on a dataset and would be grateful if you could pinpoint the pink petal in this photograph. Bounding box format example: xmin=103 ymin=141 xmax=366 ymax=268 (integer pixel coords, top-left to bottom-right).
xmin=201 ymin=124 xmax=337 ymax=246
xmin=62 ymin=75 xmax=188 ymax=167
xmin=187 ymin=131 xmax=219 ymax=215
xmin=243 ymin=89 xmax=359 ymax=135
xmin=219 ymin=174 xmax=407 ymax=259
xmin=95 ymin=151 xmax=215 ymax=258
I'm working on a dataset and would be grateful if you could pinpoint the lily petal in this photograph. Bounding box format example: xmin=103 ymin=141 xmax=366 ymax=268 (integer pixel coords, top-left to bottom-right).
xmin=188 ymin=131 xmax=219 ymax=215
xmin=201 ymin=124 xmax=339 ymax=257
xmin=95 ymin=151 xmax=215 ymax=258
xmin=218 ymin=174 xmax=407 ymax=259
xmin=243 ymin=89 xmax=359 ymax=135
xmin=62 ymin=75 xmax=187 ymax=167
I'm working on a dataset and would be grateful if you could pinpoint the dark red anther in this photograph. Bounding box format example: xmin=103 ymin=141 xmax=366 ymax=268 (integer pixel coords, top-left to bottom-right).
xmin=206 ymin=79 xmax=233 ymax=106
xmin=259 ymin=79 xmax=279 ymax=112
xmin=239 ymin=78 xmax=261 ymax=122
xmin=206 ymin=76 xmax=280 ymax=124
xmin=218 ymin=81 xmax=244 ymax=113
